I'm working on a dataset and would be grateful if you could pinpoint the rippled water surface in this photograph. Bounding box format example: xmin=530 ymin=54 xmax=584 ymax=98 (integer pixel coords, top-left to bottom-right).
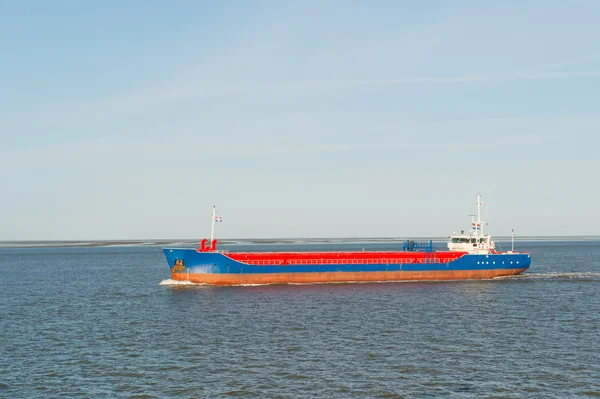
xmin=1 ymin=240 xmax=599 ymax=398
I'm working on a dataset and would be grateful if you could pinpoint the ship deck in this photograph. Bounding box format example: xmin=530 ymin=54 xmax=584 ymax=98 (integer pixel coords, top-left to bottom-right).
xmin=225 ymin=250 xmax=468 ymax=265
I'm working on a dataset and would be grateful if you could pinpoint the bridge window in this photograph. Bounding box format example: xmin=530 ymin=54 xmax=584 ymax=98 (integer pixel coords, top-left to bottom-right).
xmin=451 ymin=237 xmax=470 ymax=243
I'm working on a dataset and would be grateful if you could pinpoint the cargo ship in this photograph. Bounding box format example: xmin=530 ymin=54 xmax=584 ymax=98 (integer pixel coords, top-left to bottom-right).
xmin=163 ymin=194 xmax=531 ymax=285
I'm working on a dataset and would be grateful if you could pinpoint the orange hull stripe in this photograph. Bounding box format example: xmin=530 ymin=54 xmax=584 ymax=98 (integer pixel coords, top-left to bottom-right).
xmin=171 ymin=269 xmax=527 ymax=286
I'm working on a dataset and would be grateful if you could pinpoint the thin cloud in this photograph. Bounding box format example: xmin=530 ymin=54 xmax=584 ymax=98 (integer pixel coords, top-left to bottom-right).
xmin=4 ymin=71 xmax=600 ymax=132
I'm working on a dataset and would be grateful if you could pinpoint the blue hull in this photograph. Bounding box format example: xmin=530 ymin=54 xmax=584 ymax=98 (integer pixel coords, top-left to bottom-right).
xmin=163 ymin=248 xmax=531 ymax=285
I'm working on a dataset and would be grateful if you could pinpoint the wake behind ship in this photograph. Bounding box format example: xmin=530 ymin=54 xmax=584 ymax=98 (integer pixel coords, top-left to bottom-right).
xmin=163 ymin=194 xmax=531 ymax=285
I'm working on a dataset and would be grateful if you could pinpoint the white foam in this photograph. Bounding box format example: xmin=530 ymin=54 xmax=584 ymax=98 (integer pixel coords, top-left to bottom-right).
xmin=238 ymin=283 xmax=272 ymax=286
xmin=159 ymin=279 xmax=207 ymax=286
xmin=499 ymin=272 xmax=600 ymax=280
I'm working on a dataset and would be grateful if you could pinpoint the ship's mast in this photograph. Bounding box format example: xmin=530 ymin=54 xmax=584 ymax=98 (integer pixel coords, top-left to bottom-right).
xmin=512 ymin=228 xmax=515 ymax=252
xmin=211 ymin=206 xmax=216 ymax=243
xmin=476 ymin=193 xmax=483 ymax=239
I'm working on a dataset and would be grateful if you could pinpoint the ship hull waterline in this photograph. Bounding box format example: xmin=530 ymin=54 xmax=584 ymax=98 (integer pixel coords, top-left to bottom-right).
xmin=170 ymin=268 xmax=527 ymax=286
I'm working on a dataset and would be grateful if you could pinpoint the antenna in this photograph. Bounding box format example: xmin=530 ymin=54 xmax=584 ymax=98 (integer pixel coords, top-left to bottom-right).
xmin=511 ymin=229 xmax=515 ymax=253
xmin=211 ymin=206 xmax=216 ymax=244
xmin=476 ymin=193 xmax=483 ymax=238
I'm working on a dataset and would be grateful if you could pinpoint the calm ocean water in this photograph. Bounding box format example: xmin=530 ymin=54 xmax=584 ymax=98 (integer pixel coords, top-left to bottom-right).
xmin=1 ymin=240 xmax=599 ymax=398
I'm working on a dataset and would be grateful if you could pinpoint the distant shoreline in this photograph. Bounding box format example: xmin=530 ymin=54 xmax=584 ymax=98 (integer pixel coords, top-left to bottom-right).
xmin=1 ymin=236 xmax=600 ymax=248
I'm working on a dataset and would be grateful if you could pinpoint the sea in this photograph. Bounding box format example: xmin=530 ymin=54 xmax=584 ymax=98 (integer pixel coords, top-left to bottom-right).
xmin=1 ymin=239 xmax=599 ymax=398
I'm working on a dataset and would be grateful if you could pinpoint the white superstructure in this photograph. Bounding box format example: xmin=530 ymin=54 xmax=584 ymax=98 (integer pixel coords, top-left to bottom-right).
xmin=448 ymin=193 xmax=496 ymax=254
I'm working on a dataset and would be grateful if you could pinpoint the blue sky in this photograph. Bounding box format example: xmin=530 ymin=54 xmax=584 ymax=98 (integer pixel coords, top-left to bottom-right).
xmin=1 ymin=1 xmax=599 ymax=240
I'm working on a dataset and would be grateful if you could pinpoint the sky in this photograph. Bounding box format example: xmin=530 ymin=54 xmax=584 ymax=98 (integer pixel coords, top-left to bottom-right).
xmin=1 ymin=0 xmax=600 ymax=240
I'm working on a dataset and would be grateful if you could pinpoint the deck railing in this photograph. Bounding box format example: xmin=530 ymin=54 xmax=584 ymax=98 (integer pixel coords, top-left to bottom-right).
xmin=237 ymin=257 xmax=458 ymax=266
